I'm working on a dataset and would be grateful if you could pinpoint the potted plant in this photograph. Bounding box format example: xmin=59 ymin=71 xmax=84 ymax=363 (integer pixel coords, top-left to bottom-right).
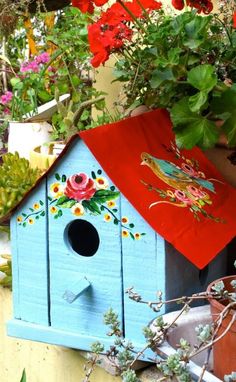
xmin=71 ymin=0 xmax=236 ymax=152
xmin=0 ymin=51 xmax=59 ymax=159
xmin=207 ymin=275 xmax=236 ymax=380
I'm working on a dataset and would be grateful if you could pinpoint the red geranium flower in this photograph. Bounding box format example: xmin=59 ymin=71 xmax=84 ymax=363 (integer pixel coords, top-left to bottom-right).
xmin=186 ymin=0 xmax=213 ymax=14
xmin=172 ymin=0 xmax=184 ymax=10
xmin=72 ymin=0 xmax=109 ymax=14
xmin=233 ymin=11 xmax=236 ymax=29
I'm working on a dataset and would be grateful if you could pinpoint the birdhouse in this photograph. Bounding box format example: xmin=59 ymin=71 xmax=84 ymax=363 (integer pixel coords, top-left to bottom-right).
xmin=8 ymin=109 xmax=235 ymax=352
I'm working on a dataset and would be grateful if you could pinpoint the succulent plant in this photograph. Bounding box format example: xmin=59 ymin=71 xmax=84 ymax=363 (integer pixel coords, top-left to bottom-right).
xmin=0 ymin=152 xmax=41 ymax=219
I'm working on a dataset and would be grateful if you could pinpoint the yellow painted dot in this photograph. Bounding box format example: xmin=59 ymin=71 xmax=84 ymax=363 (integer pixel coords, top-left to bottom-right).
xmin=17 ymin=216 xmax=22 ymax=222
xmin=104 ymin=214 xmax=111 ymax=222
xmin=122 ymin=230 xmax=129 ymax=238
xmin=33 ymin=203 xmax=40 ymax=210
xmin=50 ymin=206 xmax=57 ymax=214
xmin=28 ymin=218 xmax=34 ymax=225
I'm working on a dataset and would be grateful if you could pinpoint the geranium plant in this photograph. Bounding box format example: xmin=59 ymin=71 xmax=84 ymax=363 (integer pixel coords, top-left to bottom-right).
xmin=73 ymin=0 xmax=236 ymax=150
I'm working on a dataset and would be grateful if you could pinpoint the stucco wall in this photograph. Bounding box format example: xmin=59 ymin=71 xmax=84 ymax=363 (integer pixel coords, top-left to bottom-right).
xmin=0 ymin=286 xmax=121 ymax=382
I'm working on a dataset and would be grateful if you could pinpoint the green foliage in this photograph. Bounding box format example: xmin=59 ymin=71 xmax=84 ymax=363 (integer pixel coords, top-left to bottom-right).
xmin=20 ymin=369 xmax=26 ymax=382
xmin=121 ymin=370 xmax=141 ymax=382
xmin=113 ymin=8 xmax=236 ymax=149
xmin=0 ymin=152 xmax=41 ymax=220
xmin=0 ymin=255 xmax=12 ymax=288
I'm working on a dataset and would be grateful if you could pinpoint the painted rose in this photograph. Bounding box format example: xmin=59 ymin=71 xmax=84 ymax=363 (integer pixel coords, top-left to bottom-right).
xmin=186 ymin=185 xmax=207 ymax=199
xmin=64 ymin=173 xmax=96 ymax=201
xmin=174 ymin=190 xmax=193 ymax=205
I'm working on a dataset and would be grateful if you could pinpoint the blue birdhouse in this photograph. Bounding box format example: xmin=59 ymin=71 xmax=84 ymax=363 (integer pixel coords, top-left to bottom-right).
xmin=8 ymin=110 xmax=232 ymax=352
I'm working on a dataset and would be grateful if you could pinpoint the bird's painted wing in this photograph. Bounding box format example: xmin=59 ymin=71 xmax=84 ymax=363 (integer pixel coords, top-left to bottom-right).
xmin=196 ymin=178 xmax=215 ymax=193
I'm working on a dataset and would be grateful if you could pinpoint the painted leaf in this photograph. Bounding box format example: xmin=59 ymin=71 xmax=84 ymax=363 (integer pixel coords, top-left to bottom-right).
xmin=59 ymin=200 xmax=76 ymax=208
xmin=92 ymin=190 xmax=120 ymax=204
xmin=82 ymin=200 xmax=101 ymax=215
xmin=56 ymin=195 xmax=71 ymax=206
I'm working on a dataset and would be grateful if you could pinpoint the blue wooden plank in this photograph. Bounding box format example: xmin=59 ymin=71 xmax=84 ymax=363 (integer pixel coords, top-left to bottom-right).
xmin=121 ymin=195 xmax=166 ymax=344
xmin=11 ymin=179 xmax=49 ymax=325
xmin=10 ymin=215 xmax=20 ymax=319
xmin=7 ymin=319 xmax=157 ymax=359
xmin=47 ymin=140 xmax=123 ymax=341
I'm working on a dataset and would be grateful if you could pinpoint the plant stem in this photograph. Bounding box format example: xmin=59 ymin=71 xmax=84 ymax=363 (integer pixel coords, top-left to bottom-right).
xmin=116 ymin=0 xmax=146 ymax=33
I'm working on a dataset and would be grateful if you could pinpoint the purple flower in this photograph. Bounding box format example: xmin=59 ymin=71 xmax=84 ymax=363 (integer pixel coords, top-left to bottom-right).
xmin=0 ymin=91 xmax=13 ymax=105
xmin=20 ymin=60 xmax=39 ymax=73
xmin=35 ymin=52 xmax=50 ymax=64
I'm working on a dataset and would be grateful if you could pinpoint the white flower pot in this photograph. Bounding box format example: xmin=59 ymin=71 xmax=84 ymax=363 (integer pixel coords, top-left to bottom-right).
xmin=8 ymin=121 xmax=53 ymax=160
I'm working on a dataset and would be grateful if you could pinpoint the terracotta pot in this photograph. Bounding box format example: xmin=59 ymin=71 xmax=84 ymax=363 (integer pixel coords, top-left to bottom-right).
xmin=207 ymin=275 xmax=236 ymax=380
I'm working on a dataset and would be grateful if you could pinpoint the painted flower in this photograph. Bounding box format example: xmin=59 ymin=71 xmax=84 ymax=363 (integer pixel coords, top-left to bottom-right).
xmin=33 ymin=203 xmax=40 ymax=210
xmin=64 ymin=173 xmax=96 ymax=201
xmin=17 ymin=216 xmax=22 ymax=223
xmin=95 ymin=176 xmax=109 ymax=189
xmin=107 ymin=200 xmax=116 ymax=208
xmin=174 ymin=190 xmax=192 ymax=205
xmin=134 ymin=233 xmax=141 ymax=240
xmin=28 ymin=218 xmax=34 ymax=224
xmin=50 ymin=206 xmax=57 ymax=214
xmin=104 ymin=213 xmax=112 ymax=222
xmin=71 ymin=203 xmax=85 ymax=216
xmin=50 ymin=182 xmax=64 ymax=198
xmin=122 ymin=230 xmax=129 ymax=238
xmin=121 ymin=216 xmax=129 ymax=224
xmin=181 ymin=163 xmax=196 ymax=177
xmin=186 ymin=185 xmax=207 ymax=199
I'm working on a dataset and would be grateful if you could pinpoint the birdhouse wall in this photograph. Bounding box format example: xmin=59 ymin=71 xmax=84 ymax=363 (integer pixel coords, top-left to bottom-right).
xmin=11 ymin=179 xmax=49 ymax=326
xmin=47 ymin=140 xmax=123 ymax=339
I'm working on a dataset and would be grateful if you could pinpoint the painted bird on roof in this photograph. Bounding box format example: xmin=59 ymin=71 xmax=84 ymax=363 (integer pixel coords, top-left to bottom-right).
xmin=141 ymin=152 xmax=215 ymax=193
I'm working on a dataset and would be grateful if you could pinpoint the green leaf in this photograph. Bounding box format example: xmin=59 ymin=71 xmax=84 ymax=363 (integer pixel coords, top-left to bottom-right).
xmin=150 ymin=68 xmax=175 ymax=89
xmin=38 ymin=90 xmax=53 ymax=103
xmin=59 ymin=200 xmax=76 ymax=208
xmin=39 ymin=200 xmax=44 ymax=206
xmin=55 ymin=173 xmax=61 ymax=181
xmin=82 ymin=200 xmax=101 ymax=215
xmin=58 ymin=209 xmax=63 ymax=217
xmin=91 ymin=171 xmax=96 ymax=179
xmin=211 ymin=86 xmax=236 ymax=146
xmin=20 ymin=368 xmax=26 ymax=382
xmin=130 ymin=232 xmax=135 ymax=240
xmin=10 ymin=77 xmax=21 ymax=87
xmin=56 ymin=196 xmax=70 ymax=206
xmin=187 ymin=64 xmax=217 ymax=92
xmin=91 ymin=190 xmax=120 ymax=204
xmin=188 ymin=91 xmax=208 ymax=113
xmin=171 ymin=97 xmax=200 ymax=126
xmin=61 ymin=175 xmax=67 ymax=182
xmin=175 ymin=117 xmax=219 ymax=149
xmin=40 ymin=211 xmax=45 ymax=217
